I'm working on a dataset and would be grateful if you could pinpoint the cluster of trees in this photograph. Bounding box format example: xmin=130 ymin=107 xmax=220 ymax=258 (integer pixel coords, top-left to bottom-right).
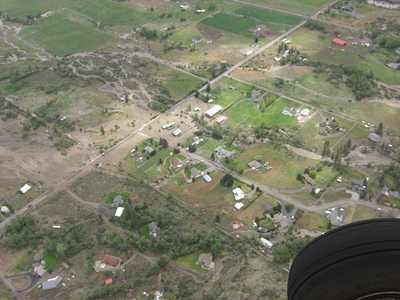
xmin=4 ymin=216 xmax=41 ymax=249
xmin=305 ymin=20 xmax=326 ymax=32
xmin=272 ymin=234 xmax=311 ymax=264
xmin=314 ymin=63 xmax=377 ymax=100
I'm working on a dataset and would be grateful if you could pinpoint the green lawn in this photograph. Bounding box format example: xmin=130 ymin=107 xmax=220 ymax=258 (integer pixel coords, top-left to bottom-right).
xmin=21 ymin=15 xmax=111 ymax=56
xmin=176 ymin=253 xmax=207 ymax=273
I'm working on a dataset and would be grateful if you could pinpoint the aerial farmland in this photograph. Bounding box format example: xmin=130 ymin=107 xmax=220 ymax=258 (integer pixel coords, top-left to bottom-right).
xmin=0 ymin=0 xmax=399 ymax=299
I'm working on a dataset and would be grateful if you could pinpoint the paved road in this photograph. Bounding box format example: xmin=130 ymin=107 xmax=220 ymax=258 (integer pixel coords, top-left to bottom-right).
xmin=184 ymin=151 xmax=393 ymax=215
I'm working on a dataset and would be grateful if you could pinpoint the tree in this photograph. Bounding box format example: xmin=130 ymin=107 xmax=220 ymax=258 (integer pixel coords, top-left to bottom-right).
xmin=206 ymin=83 xmax=211 ymax=93
xmin=333 ymin=148 xmax=342 ymax=170
xmin=159 ymin=138 xmax=168 ymax=149
xmin=188 ymin=144 xmax=196 ymax=153
xmin=100 ymin=126 xmax=105 ymax=135
xmin=322 ymin=141 xmax=331 ymax=157
xmin=376 ymin=122 xmax=384 ymax=136
xmin=220 ymin=174 xmax=234 ymax=187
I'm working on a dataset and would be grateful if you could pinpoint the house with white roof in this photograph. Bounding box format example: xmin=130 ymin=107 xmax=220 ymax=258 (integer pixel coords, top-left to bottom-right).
xmin=232 ymin=187 xmax=246 ymax=201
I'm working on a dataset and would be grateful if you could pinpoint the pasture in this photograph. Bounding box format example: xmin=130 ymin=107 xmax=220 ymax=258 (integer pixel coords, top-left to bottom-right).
xmin=21 ymin=14 xmax=111 ymax=56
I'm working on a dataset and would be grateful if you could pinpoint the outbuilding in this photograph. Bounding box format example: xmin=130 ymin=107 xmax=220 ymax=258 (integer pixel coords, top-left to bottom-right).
xmin=205 ymin=105 xmax=223 ymax=118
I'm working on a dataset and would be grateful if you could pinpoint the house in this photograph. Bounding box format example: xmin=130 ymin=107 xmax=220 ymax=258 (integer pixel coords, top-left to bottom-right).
xmin=368 ymin=132 xmax=381 ymax=144
xmin=112 ymin=195 xmax=124 ymax=208
xmin=20 ymin=184 xmax=31 ymax=194
xmin=233 ymin=188 xmax=246 ymax=201
xmin=332 ymin=37 xmax=348 ymax=46
xmin=115 ymin=207 xmax=125 ymax=217
xmin=33 ymin=263 xmax=46 ymax=277
xmin=94 ymin=255 xmax=122 ymax=273
xmin=144 ymin=146 xmax=155 ymax=155
xmin=234 ymin=202 xmax=244 ymax=210
xmin=149 ymin=222 xmax=160 ymax=238
xmin=205 ymin=105 xmax=223 ymax=118
xmin=42 ymin=276 xmax=63 ymax=290
xmin=198 ymin=253 xmax=215 ymax=270
xmin=214 ymin=146 xmax=236 ymax=160
xmin=203 ymin=174 xmax=212 ymax=183
xmin=260 ymin=237 xmax=273 ymax=249
xmin=248 ymin=160 xmax=262 ymax=170
xmin=367 ymin=0 xmax=400 ymax=9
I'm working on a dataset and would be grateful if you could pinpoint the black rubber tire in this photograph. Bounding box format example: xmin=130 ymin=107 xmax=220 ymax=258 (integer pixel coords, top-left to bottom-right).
xmin=288 ymin=218 xmax=400 ymax=300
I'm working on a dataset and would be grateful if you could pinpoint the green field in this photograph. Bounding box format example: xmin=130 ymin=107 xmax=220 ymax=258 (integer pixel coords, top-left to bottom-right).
xmin=201 ymin=5 xmax=303 ymax=37
xmin=228 ymin=144 xmax=316 ymax=189
xmin=0 ymin=0 xmax=152 ymax=26
xmin=21 ymin=15 xmax=111 ymax=56
xmin=226 ymin=96 xmax=300 ymax=129
xmin=247 ymin=0 xmax=331 ymax=15
xmin=211 ymin=77 xmax=254 ymax=108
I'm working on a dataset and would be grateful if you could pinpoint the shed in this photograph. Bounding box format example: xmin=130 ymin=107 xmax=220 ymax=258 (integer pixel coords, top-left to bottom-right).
xmin=172 ymin=128 xmax=182 ymax=136
xmin=0 ymin=206 xmax=10 ymax=214
xmin=115 ymin=207 xmax=125 ymax=217
xmin=104 ymin=278 xmax=113 ymax=285
xmin=20 ymin=184 xmax=31 ymax=194
xmin=203 ymin=174 xmax=212 ymax=183
xmin=234 ymin=202 xmax=244 ymax=210
xmin=260 ymin=237 xmax=273 ymax=248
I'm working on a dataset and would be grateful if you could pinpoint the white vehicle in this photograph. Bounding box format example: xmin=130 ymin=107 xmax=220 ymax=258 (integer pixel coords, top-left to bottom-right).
xmin=162 ymin=122 xmax=176 ymax=130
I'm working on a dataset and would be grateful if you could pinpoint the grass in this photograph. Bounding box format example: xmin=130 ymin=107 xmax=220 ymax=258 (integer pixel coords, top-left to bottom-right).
xmin=211 ymin=77 xmax=254 ymax=108
xmin=226 ymin=96 xmax=300 ymax=129
xmin=21 ymin=14 xmax=111 ymax=56
xmin=228 ymin=144 xmax=316 ymax=189
xmin=162 ymin=70 xmax=204 ymax=101
xmin=176 ymin=253 xmax=207 ymax=273
xmin=295 ymin=211 xmax=329 ymax=231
